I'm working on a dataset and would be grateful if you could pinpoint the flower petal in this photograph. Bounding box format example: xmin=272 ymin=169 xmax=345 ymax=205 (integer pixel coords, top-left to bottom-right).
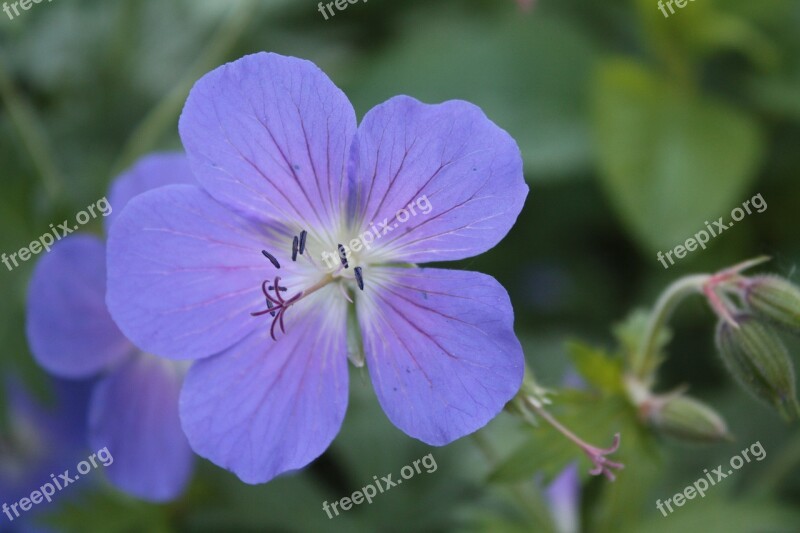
xmin=179 ymin=52 xmax=357 ymax=236
xmin=26 ymin=235 xmax=133 ymax=378
xmin=357 ymin=267 xmax=524 ymax=445
xmin=180 ymin=294 xmax=348 ymax=484
xmin=106 ymin=184 xmax=287 ymax=360
xmin=105 ymin=152 xmax=195 ymax=233
xmin=89 ymin=355 xmax=193 ymax=502
xmin=348 ymin=96 xmax=528 ymax=263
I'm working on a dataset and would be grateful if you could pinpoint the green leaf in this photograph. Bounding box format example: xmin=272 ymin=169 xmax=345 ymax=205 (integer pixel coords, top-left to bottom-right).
xmin=489 ymin=394 xmax=631 ymax=484
xmin=566 ymin=341 xmax=623 ymax=393
xmin=633 ymin=0 xmax=779 ymax=69
xmin=488 ymin=427 xmax=582 ymax=485
xmin=348 ymin=9 xmax=598 ymax=180
xmin=44 ymin=491 xmax=172 ymax=533
xmin=592 ymin=60 xmax=764 ymax=255
xmin=625 ymin=500 xmax=800 ymax=533
xmin=614 ymin=309 xmax=672 ymax=374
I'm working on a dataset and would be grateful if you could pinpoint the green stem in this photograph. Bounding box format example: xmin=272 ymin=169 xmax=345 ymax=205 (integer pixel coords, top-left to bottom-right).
xmin=0 ymin=59 xmax=63 ymax=205
xmin=111 ymin=0 xmax=257 ymax=174
xmin=631 ymin=274 xmax=709 ymax=381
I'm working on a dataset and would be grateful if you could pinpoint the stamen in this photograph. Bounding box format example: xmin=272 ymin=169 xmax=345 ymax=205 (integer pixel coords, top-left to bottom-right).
xmin=252 ymin=274 xmax=336 ymax=340
xmin=299 ymin=230 xmax=307 ymax=254
xmin=261 ymin=250 xmax=280 ymax=269
xmin=292 ymin=236 xmax=299 ymax=262
xmin=354 ymin=266 xmax=364 ymax=291
xmin=337 ymin=244 xmax=349 ymax=269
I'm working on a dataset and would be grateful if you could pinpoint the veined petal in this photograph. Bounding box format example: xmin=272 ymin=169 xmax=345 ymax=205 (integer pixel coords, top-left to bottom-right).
xmin=106 ymin=184 xmax=290 ymax=360
xmin=89 ymin=355 xmax=193 ymax=502
xmin=180 ymin=292 xmax=348 ymax=484
xmin=26 ymin=235 xmax=133 ymax=378
xmin=357 ymin=267 xmax=524 ymax=445
xmin=347 ymin=96 xmax=528 ymax=263
xmin=179 ymin=52 xmax=356 ymax=239
xmin=105 ymin=152 xmax=196 ymax=233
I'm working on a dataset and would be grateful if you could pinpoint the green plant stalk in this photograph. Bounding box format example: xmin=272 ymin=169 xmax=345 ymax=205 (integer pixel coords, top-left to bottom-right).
xmin=0 ymin=59 xmax=64 ymax=205
xmin=111 ymin=0 xmax=257 ymax=173
xmin=630 ymin=274 xmax=709 ymax=381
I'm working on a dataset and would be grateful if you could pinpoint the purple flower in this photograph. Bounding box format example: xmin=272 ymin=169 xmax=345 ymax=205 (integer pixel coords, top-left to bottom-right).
xmin=106 ymin=53 xmax=528 ymax=484
xmin=545 ymin=464 xmax=581 ymax=533
xmin=25 ymin=154 xmax=196 ymax=502
xmin=1 ymin=377 xmax=90 ymax=532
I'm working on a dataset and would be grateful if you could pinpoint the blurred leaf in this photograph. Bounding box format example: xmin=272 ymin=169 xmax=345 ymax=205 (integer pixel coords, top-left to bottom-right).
xmin=634 ymin=0 xmax=779 ymax=70
xmin=743 ymin=2 xmax=800 ymax=121
xmin=489 ymin=394 xmax=629 ymax=485
xmin=348 ymin=8 xmax=598 ymax=180
xmin=567 ymin=341 xmax=623 ymax=393
xmin=615 ymin=309 xmax=672 ymax=377
xmin=583 ymin=407 xmax=662 ymax=533
xmin=592 ymin=60 xmax=763 ymax=254
xmin=747 ymin=75 xmax=800 ymax=120
xmin=488 ymin=427 xmax=581 ymax=485
xmin=47 ymin=491 xmax=172 ymax=533
xmin=187 ymin=463 xmax=363 ymax=532
xmin=623 ymin=499 xmax=800 ymax=533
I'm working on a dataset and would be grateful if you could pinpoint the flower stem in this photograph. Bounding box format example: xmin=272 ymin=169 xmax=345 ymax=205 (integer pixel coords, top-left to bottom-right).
xmin=0 ymin=59 xmax=63 ymax=205
xmin=111 ymin=0 xmax=257 ymax=173
xmin=521 ymin=396 xmax=624 ymax=481
xmin=632 ymin=257 xmax=771 ymax=382
xmin=631 ymin=274 xmax=709 ymax=381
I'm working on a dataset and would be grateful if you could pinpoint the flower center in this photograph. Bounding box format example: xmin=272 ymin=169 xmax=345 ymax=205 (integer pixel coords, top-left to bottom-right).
xmin=250 ymin=229 xmax=364 ymax=340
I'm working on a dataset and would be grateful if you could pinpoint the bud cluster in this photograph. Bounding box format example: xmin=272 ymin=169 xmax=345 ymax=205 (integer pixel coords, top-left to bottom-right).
xmin=707 ymin=270 xmax=800 ymax=419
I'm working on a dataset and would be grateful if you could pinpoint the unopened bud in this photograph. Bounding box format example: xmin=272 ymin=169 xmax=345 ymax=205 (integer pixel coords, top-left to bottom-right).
xmin=745 ymin=275 xmax=800 ymax=333
xmin=649 ymin=395 xmax=731 ymax=443
xmin=715 ymin=314 xmax=800 ymax=419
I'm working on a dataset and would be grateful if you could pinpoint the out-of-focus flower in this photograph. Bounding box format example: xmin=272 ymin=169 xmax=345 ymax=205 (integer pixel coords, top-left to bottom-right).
xmin=0 ymin=378 xmax=90 ymax=532
xmin=546 ymin=464 xmax=580 ymax=533
xmin=106 ymin=52 xmax=528 ymax=484
xmin=25 ymin=154 xmax=196 ymax=502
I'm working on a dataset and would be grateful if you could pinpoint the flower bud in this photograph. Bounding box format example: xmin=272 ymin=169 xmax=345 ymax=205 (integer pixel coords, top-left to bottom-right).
xmin=649 ymin=395 xmax=731 ymax=443
xmin=745 ymin=275 xmax=800 ymax=333
xmin=715 ymin=314 xmax=800 ymax=419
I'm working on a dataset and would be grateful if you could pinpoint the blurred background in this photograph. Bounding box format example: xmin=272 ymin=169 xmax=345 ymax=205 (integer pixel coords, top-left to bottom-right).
xmin=1 ymin=0 xmax=800 ymax=531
